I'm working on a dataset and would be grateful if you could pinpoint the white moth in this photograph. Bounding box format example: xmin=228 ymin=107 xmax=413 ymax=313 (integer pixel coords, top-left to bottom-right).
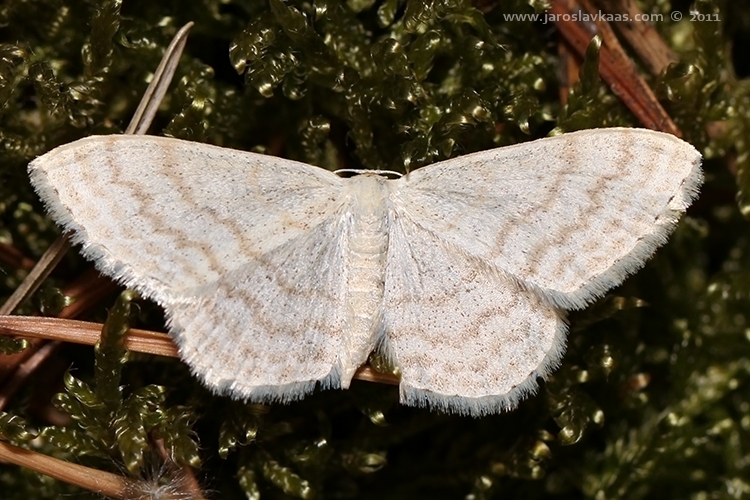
xmin=28 ymin=128 xmax=702 ymax=416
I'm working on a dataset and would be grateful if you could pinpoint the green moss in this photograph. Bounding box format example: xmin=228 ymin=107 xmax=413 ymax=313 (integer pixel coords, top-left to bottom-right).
xmin=1 ymin=0 xmax=748 ymax=499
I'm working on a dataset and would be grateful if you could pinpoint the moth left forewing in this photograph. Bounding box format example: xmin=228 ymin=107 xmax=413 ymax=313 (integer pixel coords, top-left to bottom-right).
xmin=28 ymin=135 xmax=346 ymax=305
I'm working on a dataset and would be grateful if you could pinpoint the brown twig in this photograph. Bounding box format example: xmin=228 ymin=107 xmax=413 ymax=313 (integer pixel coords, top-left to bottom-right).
xmin=0 ymin=441 xmax=138 ymax=499
xmin=596 ymin=0 xmax=679 ymax=75
xmin=0 ymin=316 xmax=179 ymax=357
xmin=126 ymin=22 xmax=194 ymax=135
xmin=550 ymin=0 xmax=681 ymax=136
xmin=354 ymin=366 xmax=400 ymax=386
xmin=0 ymin=315 xmax=401 ymax=386
xmin=557 ymin=0 xmax=581 ymax=105
xmin=0 ymin=270 xmax=119 ymax=412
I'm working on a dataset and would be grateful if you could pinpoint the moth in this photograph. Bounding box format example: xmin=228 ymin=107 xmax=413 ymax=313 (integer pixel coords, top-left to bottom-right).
xmin=28 ymin=128 xmax=702 ymax=416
